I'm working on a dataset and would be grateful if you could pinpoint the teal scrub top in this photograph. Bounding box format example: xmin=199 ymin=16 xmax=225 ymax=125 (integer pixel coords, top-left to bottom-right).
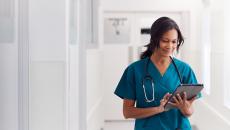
xmin=114 ymin=57 xmax=200 ymax=130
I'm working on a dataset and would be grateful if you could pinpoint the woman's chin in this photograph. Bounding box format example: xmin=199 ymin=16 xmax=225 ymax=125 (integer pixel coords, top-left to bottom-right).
xmin=161 ymin=53 xmax=172 ymax=57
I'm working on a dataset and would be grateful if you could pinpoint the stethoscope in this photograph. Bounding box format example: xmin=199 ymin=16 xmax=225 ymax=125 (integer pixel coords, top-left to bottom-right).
xmin=142 ymin=56 xmax=182 ymax=103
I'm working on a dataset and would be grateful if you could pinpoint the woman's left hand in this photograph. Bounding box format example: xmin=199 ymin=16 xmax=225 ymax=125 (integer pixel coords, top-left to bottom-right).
xmin=168 ymin=92 xmax=196 ymax=117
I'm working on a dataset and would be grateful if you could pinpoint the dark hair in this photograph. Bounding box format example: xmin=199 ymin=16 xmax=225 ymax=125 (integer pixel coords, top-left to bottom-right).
xmin=140 ymin=17 xmax=184 ymax=59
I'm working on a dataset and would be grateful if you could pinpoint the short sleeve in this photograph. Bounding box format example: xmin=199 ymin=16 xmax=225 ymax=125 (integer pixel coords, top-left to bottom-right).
xmin=183 ymin=67 xmax=202 ymax=98
xmin=114 ymin=66 xmax=136 ymax=100
xmin=184 ymin=68 xmax=197 ymax=84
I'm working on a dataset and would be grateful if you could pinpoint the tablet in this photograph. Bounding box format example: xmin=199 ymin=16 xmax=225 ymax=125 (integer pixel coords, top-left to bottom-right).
xmin=164 ymin=84 xmax=204 ymax=111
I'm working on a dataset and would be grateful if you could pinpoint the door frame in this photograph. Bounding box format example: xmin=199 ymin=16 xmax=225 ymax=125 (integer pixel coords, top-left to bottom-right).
xmin=18 ymin=0 xmax=29 ymax=129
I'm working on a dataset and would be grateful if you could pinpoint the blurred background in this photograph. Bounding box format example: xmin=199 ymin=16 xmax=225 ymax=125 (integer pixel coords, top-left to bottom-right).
xmin=1 ymin=0 xmax=230 ymax=130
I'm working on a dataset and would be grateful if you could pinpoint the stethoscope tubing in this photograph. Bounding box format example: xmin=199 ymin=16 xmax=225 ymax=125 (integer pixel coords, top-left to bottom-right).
xmin=142 ymin=56 xmax=182 ymax=102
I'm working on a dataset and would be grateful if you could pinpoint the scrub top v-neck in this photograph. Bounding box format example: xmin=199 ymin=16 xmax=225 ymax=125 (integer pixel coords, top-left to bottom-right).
xmin=114 ymin=57 xmax=199 ymax=130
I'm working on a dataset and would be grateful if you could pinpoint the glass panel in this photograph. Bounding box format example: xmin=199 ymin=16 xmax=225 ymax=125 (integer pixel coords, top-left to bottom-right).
xmin=0 ymin=0 xmax=14 ymax=43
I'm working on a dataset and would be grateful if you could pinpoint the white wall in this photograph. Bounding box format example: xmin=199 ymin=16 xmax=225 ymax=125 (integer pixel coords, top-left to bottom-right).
xmin=100 ymin=0 xmax=203 ymax=56
xmin=0 ymin=0 xmax=19 ymax=129
xmin=190 ymin=0 xmax=230 ymax=129
xmin=86 ymin=49 xmax=104 ymax=130
xmin=28 ymin=0 xmax=68 ymax=130
xmin=77 ymin=0 xmax=105 ymax=130
xmin=0 ymin=34 xmax=19 ymax=130
xmin=0 ymin=0 xmax=95 ymax=130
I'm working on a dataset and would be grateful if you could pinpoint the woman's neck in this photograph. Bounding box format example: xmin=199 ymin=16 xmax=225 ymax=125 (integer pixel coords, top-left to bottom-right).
xmin=150 ymin=53 xmax=171 ymax=65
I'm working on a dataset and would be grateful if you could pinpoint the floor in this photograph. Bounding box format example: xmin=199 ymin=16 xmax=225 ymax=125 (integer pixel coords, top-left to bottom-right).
xmin=104 ymin=120 xmax=199 ymax=130
xmin=104 ymin=120 xmax=134 ymax=130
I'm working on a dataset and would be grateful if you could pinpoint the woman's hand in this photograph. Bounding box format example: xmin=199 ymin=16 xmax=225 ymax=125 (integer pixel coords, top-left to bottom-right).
xmin=159 ymin=93 xmax=172 ymax=112
xmin=169 ymin=92 xmax=196 ymax=117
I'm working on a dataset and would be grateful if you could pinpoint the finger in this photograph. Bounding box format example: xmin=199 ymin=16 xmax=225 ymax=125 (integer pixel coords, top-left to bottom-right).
xmin=163 ymin=93 xmax=170 ymax=99
xmin=189 ymin=96 xmax=196 ymax=103
xmin=162 ymin=93 xmax=171 ymax=102
xmin=160 ymin=99 xmax=168 ymax=106
xmin=165 ymin=94 xmax=172 ymax=100
xmin=176 ymin=94 xmax=183 ymax=103
xmin=173 ymin=96 xmax=179 ymax=104
xmin=183 ymin=92 xmax=187 ymax=102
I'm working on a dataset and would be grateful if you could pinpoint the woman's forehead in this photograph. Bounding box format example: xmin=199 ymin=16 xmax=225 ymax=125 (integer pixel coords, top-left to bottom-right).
xmin=161 ymin=29 xmax=178 ymax=39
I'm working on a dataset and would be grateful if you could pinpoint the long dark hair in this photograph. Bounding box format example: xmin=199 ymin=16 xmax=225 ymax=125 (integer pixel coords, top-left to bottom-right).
xmin=140 ymin=17 xmax=184 ymax=59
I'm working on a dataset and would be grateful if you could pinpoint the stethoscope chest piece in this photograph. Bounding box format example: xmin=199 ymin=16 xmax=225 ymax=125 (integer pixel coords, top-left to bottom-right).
xmin=142 ymin=75 xmax=155 ymax=102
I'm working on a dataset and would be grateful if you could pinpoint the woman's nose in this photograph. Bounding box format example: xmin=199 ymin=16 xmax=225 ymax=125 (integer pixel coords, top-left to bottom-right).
xmin=166 ymin=42 xmax=175 ymax=49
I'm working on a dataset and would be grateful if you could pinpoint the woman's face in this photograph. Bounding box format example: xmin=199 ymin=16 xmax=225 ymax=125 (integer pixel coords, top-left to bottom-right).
xmin=155 ymin=29 xmax=178 ymax=57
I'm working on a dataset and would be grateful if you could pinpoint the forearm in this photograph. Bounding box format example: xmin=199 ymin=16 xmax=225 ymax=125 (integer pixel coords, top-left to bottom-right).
xmin=123 ymin=106 xmax=163 ymax=119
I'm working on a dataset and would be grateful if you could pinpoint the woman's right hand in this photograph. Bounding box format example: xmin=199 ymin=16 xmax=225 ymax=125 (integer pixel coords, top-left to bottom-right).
xmin=159 ymin=93 xmax=172 ymax=112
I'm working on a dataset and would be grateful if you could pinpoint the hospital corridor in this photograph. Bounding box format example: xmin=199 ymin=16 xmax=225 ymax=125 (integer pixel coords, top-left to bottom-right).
xmin=1 ymin=0 xmax=230 ymax=130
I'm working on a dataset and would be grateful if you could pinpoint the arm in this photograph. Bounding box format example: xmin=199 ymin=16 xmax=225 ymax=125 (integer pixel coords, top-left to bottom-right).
xmin=123 ymin=93 xmax=171 ymax=119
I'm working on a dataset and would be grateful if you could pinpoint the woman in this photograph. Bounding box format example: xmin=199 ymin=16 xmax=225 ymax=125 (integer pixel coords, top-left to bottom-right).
xmin=114 ymin=17 xmax=200 ymax=130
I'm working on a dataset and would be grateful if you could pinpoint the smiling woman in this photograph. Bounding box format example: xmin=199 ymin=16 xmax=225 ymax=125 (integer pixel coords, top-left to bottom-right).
xmin=114 ymin=17 xmax=201 ymax=130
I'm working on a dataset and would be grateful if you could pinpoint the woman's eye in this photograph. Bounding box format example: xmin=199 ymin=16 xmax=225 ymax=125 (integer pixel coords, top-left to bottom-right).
xmin=161 ymin=39 xmax=177 ymax=44
xmin=162 ymin=40 xmax=169 ymax=43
